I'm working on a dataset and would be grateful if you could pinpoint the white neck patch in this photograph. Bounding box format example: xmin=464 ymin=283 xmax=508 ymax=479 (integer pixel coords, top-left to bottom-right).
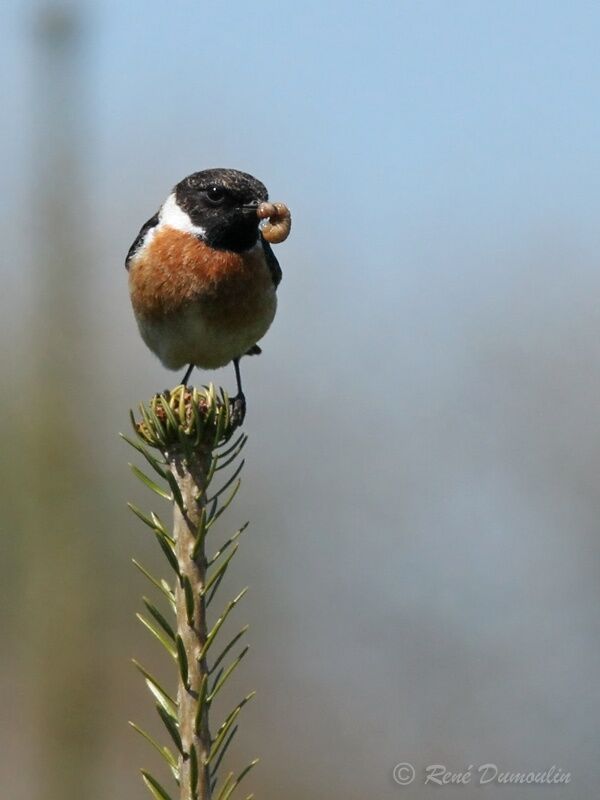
xmin=159 ymin=193 xmax=207 ymax=238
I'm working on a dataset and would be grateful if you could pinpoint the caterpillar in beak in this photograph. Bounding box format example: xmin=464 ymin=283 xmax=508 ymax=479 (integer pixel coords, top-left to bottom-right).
xmin=257 ymin=202 xmax=292 ymax=243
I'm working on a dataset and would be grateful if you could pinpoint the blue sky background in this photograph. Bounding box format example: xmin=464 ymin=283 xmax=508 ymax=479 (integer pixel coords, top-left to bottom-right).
xmin=2 ymin=2 xmax=600 ymax=799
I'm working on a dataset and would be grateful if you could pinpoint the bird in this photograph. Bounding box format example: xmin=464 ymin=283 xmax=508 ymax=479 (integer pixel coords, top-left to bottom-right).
xmin=126 ymin=168 xmax=291 ymax=422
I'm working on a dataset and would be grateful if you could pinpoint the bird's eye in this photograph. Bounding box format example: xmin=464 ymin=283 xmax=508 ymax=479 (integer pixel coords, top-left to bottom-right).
xmin=206 ymin=185 xmax=226 ymax=205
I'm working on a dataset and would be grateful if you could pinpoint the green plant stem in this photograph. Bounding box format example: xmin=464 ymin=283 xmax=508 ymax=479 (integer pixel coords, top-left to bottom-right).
xmin=169 ymin=445 xmax=213 ymax=800
xmin=129 ymin=387 xmax=255 ymax=800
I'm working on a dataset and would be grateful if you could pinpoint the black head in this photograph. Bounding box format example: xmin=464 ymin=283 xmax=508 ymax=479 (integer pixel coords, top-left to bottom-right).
xmin=174 ymin=168 xmax=268 ymax=252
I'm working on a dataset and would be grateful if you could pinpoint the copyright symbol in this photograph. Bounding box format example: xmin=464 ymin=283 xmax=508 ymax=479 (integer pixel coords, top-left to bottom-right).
xmin=393 ymin=762 xmax=416 ymax=786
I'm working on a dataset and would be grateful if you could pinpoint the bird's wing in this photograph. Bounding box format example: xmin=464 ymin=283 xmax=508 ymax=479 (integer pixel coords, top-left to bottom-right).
xmin=125 ymin=212 xmax=160 ymax=270
xmin=261 ymin=235 xmax=282 ymax=288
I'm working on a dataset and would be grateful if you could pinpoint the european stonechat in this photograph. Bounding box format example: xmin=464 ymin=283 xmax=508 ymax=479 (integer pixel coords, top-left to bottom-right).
xmin=126 ymin=168 xmax=291 ymax=421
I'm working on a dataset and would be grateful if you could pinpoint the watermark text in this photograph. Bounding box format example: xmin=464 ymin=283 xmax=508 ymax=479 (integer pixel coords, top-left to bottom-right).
xmin=392 ymin=762 xmax=571 ymax=787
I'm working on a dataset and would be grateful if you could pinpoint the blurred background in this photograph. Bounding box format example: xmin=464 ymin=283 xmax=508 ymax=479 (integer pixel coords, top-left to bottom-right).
xmin=2 ymin=1 xmax=600 ymax=798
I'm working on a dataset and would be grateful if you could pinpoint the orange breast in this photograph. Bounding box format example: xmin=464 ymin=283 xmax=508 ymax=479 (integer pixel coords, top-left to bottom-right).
xmin=128 ymin=227 xmax=274 ymax=330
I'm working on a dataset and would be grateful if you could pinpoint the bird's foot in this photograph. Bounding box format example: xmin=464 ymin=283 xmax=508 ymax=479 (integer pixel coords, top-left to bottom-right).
xmin=229 ymin=392 xmax=246 ymax=428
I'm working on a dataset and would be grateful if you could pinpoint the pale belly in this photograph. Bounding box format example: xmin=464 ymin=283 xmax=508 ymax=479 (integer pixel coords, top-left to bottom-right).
xmin=135 ymin=293 xmax=277 ymax=370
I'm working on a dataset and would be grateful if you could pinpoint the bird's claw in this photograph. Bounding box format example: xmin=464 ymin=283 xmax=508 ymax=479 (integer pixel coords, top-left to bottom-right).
xmin=230 ymin=393 xmax=246 ymax=428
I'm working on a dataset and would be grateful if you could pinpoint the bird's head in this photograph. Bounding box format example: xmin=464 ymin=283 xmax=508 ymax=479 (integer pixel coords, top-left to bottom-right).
xmin=172 ymin=168 xmax=268 ymax=252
